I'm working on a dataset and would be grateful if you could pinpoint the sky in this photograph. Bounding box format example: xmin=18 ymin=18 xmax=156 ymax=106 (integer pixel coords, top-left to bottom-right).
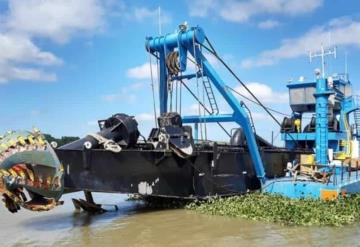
xmin=0 ymin=0 xmax=359 ymax=145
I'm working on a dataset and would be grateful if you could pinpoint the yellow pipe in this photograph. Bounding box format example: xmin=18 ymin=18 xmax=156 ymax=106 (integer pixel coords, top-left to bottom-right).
xmin=343 ymin=115 xmax=352 ymax=157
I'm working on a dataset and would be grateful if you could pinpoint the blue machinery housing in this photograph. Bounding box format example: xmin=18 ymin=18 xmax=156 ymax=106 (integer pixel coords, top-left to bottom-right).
xmin=146 ymin=25 xmax=360 ymax=199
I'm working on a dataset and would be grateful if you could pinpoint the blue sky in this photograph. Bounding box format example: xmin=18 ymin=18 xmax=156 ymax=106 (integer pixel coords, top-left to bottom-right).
xmin=0 ymin=0 xmax=359 ymax=144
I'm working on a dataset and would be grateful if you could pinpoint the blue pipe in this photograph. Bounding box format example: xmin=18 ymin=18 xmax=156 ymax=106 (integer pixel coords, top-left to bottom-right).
xmin=146 ymin=27 xmax=205 ymax=53
xmin=183 ymin=114 xmax=234 ymax=123
xmin=314 ymin=78 xmax=332 ymax=165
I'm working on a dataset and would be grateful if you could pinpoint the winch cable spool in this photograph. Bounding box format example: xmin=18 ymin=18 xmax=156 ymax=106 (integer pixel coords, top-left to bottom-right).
xmin=166 ymin=51 xmax=181 ymax=113
xmin=166 ymin=51 xmax=181 ymax=75
xmin=200 ymin=36 xmax=300 ymax=146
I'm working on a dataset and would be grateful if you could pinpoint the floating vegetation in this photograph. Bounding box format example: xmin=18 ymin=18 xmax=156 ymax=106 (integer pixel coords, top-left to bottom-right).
xmin=186 ymin=193 xmax=360 ymax=226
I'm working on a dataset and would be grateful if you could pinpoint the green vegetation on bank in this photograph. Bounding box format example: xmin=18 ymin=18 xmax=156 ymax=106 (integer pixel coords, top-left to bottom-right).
xmin=186 ymin=193 xmax=360 ymax=226
xmin=43 ymin=134 xmax=79 ymax=147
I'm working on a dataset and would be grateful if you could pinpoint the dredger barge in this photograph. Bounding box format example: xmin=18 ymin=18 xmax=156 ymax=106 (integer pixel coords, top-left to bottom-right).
xmin=0 ymin=24 xmax=359 ymax=213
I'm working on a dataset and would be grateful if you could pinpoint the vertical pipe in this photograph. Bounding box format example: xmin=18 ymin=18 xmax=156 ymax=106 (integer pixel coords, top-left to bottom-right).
xmin=314 ymin=78 xmax=330 ymax=166
xmin=159 ymin=51 xmax=167 ymax=114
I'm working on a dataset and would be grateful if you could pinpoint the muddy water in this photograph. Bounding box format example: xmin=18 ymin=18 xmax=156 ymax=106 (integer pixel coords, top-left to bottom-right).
xmin=1 ymin=192 xmax=360 ymax=247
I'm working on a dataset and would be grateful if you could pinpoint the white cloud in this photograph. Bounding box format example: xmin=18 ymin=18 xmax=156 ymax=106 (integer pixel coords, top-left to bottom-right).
xmin=6 ymin=0 xmax=105 ymax=43
xmin=131 ymin=7 xmax=171 ymax=25
xmin=242 ymin=17 xmax=360 ymax=68
xmin=30 ymin=110 xmax=41 ymax=117
xmin=130 ymin=82 xmax=146 ymax=90
xmin=7 ymin=66 xmax=56 ymax=82
xmin=188 ymin=0 xmax=217 ymax=17
xmin=189 ymin=0 xmax=323 ymax=23
xmin=101 ymin=81 xmax=147 ymax=103
xmin=0 ymin=0 xmax=109 ymax=82
xmin=204 ymin=51 xmax=221 ymax=68
xmin=87 ymin=120 xmax=98 ymax=126
xmin=0 ymin=2 xmax=174 ymax=84
xmin=0 ymin=60 xmax=57 ymax=83
xmin=136 ymin=113 xmax=155 ymax=122
xmin=184 ymin=103 xmax=202 ymax=115
xmin=252 ymin=112 xmax=269 ymax=120
xmin=102 ymin=92 xmax=137 ymax=103
xmin=0 ymin=33 xmax=62 ymax=65
xmin=0 ymin=32 xmax=61 ymax=82
xmin=258 ymin=20 xmax=280 ymax=29
xmin=127 ymin=63 xmax=158 ymax=80
xmin=233 ymin=82 xmax=288 ymax=103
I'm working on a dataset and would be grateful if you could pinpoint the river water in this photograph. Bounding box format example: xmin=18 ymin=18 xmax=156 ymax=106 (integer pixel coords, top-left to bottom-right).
xmin=1 ymin=192 xmax=360 ymax=247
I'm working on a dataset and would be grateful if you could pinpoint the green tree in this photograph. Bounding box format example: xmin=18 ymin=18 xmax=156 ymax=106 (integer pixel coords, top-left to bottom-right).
xmin=43 ymin=134 xmax=79 ymax=147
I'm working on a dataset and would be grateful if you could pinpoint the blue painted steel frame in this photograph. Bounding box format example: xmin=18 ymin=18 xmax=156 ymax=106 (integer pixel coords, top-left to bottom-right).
xmin=264 ymin=174 xmax=360 ymax=199
xmin=146 ymin=26 xmax=266 ymax=182
xmin=183 ymin=114 xmax=234 ymax=123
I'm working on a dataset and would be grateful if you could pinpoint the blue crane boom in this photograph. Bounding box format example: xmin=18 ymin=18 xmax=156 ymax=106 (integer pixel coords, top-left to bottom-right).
xmin=146 ymin=25 xmax=266 ymax=183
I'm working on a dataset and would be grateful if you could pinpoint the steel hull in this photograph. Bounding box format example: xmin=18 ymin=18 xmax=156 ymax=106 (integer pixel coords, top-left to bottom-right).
xmin=56 ymin=146 xmax=306 ymax=198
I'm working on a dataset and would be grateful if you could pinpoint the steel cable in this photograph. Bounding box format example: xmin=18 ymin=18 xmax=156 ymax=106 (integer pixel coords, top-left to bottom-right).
xmin=201 ymin=37 xmax=299 ymax=146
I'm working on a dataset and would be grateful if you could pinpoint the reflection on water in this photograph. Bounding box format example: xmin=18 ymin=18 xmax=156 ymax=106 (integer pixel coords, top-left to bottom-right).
xmin=1 ymin=192 xmax=360 ymax=247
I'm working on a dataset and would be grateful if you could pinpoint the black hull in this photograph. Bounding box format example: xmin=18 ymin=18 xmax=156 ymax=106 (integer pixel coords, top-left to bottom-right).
xmin=56 ymin=145 xmax=306 ymax=199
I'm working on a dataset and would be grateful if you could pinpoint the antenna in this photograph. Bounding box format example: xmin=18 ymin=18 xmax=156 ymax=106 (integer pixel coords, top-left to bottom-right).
xmin=345 ymin=51 xmax=348 ymax=76
xmin=158 ymin=6 xmax=162 ymax=35
xmin=309 ymin=44 xmax=337 ymax=78
xmin=328 ymin=31 xmax=332 ymax=47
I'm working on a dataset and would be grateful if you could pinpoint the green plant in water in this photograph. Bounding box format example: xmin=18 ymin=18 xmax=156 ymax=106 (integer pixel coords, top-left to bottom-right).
xmin=186 ymin=193 xmax=360 ymax=226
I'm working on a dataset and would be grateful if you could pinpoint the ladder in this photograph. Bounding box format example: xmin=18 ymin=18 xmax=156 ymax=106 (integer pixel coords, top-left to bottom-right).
xmin=355 ymin=109 xmax=360 ymax=138
xmin=202 ymin=76 xmax=219 ymax=115
xmin=241 ymin=102 xmax=256 ymax=134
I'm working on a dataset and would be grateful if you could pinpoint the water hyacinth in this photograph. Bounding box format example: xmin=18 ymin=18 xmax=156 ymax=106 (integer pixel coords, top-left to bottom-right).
xmin=186 ymin=193 xmax=360 ymax=226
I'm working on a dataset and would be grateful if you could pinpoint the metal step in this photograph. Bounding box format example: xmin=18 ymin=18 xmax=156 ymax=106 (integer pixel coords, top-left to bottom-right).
xmin=202 ymin=76 xmax=219 ymax=115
